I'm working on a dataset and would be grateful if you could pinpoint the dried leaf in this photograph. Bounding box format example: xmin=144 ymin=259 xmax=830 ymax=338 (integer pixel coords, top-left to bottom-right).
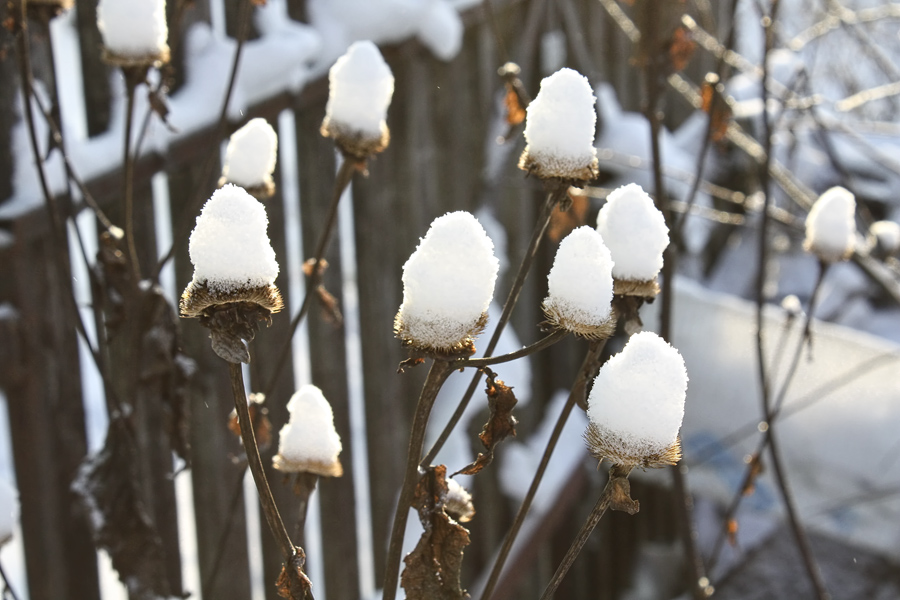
xmin=667 ymin=26 xmax=696 ymax=73
xmin=503 ymin=84 xmax=526 ymax=126
xmin=147 ymin=86 xmax=178 ymax=133
xmin=302 ymin=258 xmax=329 ymax=278
xmin=727 ymin=518 xmax=739 ymax=547
xmin=316 ymin=286 xmax=344 ymax=326
xmin=453 ymin=371 xmax=518 ymax=476
xmin=228 ymin=397 xmax=273 ymax=453
xmin=549 ymin=188 xmax=589 ymax=242
xmin=401 ymin=466 xmax=471 ymax=600
xmin=276 ymin=549 xmax=313 ymax=599
xmin=701 ymin=73 xmax=733 ymax=143
xmin=741 ymin=453 xmax=764 ymax=496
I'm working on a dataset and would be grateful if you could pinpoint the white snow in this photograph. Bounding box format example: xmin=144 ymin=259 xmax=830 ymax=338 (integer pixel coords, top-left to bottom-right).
xmin=187 ymin=184 xmax=279 ymax=292
xmin=275 ymin=385 xmax=343 ymax=470
xmin=596 ymin=183 xmax=670 ymax=282
xmin=397 ymin=211 xmax=499 ymax=350
xmin=804 ymin=186 xmax=857 ymax=262
xmin=221 ymin=118 xmax=278 ymax=188
xmin=97 ymin=0 xmax=168 ymax=58
xmin=870 ymin=220 xmax=900 ymax=255
xmin=0 ymin=479 xmax=17 ymax=547
xmin=586 ymin=331 xmax=688 ymax=461
xmin=521 ymin=68 xmax=597 ymax=178
xmin=543 ymin=226 xmax=614 ymax=328
xmin=324 ymin=40 xmax=394 ymax=140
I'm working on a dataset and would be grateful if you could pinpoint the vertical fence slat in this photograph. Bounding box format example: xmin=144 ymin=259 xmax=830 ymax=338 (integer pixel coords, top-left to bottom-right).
xmin=0 ymin=5 xmax=14 ymax=204
xmin=295 ymin=105 xmax=361 ymax=600
xmin=169 ymin=163 xmax=254 ymax=600
xmin=75 ymin=0 xmax=112 ymax=137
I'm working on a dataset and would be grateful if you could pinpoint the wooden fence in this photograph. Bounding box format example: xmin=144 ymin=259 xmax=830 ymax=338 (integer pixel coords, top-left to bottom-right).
xmin=0 ymin=1 xmax=731 ymax=598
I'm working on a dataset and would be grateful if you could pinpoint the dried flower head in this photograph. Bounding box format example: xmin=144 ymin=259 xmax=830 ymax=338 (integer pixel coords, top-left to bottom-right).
xmin=518 ymin=68 xmax=598 ymax=184
xmin=804 ymin=186 xmax=857 ymax=263
xmin=180 ymin=185 xmax=283 ymax=363
xmin=395 ymin=212 xmax=499 ymax=356
xmin=273 ymin=385 xmax=343 ymax=477
xmin=542 ymin=226 xmax=615 ymax=339
xmin=220 ymin=118 xmax=279 ymax=200
xmin=596 ymin=183 xmax=669 ymax=298
xmin=585 ymin=331 xmax=687 ymax=469
xmin=321 ymin=40 xmax=394 ymax=159
xmin=97 ymin=0 xmax=170 ymax=68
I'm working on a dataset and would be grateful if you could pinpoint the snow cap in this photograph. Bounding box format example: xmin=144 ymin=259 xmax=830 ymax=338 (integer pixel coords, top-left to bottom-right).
xmin=321 ymin=40 xmax=394 ymax=157
xmin=543 ymin=226 xmax=615 ymax=339
xmin=868 ymin=220 xmax=900 ymax=257
xmin=395 ymin=211 xmax=499 ymax=354
xmin=596 ymin=183 xmax=669 ymax=293
xmin=804 ymin=186 xmax=857 ymax=262
xmin=221 ymin=118 xmax=278 ymax=197
xmin=97 ymin=0 xmax=169 ymax=66
xmin=0 ymin=480 xmax=18 ymax=547
xmin=519 ymin=68 xmax=598 ymax=182
xmin=585 ymin=331 xmax=687 ymax=468
xmin=444 ymin=478 xmax=475 ymax=523
xmin=274 ymin=385 xmax=343 ymax=477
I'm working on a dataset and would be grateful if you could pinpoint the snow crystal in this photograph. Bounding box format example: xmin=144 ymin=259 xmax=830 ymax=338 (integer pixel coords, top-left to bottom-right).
xmin=188 ymin=185 xmax=279 ymax=293
xmin=870 ymin=220 xmax=900 ymax=255
xmin=596 ymin=183 xmax=669 ymax=282
xmin=586 ymin=331 xmax=687 ymax=465
xmin=804 ymin=186 xmax=857 ymax=262
xmin=0 ymin=480 xmax=18 ymax=546
xmin=444 ymin=478 xmax=474 ymax=522
xmin=324 ymin=40 xmax=394 ymax=140
xmin=543 ymin=226 xmax=614 ymax=334
xmin=520 ymin=68 xmax=597 ymax=180
xmin=274 ymin=385 xmax=343 ymax=475
xmin=97 ymin=0 xmax=168 ymax=58
xmin=397 ymin=211 xmax=499 ymax=351
xmin=221 ymin=118 xmax=278 ymax=189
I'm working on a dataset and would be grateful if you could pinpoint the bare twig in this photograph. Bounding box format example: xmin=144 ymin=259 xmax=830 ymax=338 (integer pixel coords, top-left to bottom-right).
xmin=455 ymin=328 xmax=568 ymax=370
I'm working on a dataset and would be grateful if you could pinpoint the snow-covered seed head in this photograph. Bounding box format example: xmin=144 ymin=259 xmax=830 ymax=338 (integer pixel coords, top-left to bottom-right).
xmin=518 ymin=68 xmax=599 ymax=184
xmin=444 ymin=478 xmax=475 ymax=523
xmin=542 ymin=226 xmax=615 ymax=339
xmin=180 ymin=185 xmax=283 ymax=362
xmin=321 ymin=40 xmax=394 ymax=159
xmin=585 ymin=331 xmax=687 ymax=469
xmin=596 ymin=183 xmax=669 ymax=297
xmin=868 ymin=220 xmax=900 ymax=259
xmin=804 ymin=186 xmax=857 ymax=263
xmin=273 ymin=385 xmax=343 ymax=477
xmin=395 ymin=212 xmax=499 ymax=355
xmin=220 ymin=118 xmax=279 ymax=199
xmin=97 ymin=0 xmax=169 ymax=68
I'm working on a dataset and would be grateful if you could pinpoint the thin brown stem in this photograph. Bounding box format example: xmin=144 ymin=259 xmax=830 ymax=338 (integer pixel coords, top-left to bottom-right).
xmin=292 ymin=472 xmax=319 ymax=549
xmin=480 ymin=340 xmax=606 ymax=600
xmin=420 ymin=187 xmax=561 ymax=468
xmin=261 ymin=155 xmax=358 ymax=399
xmin=455 ymin=328 xmax=567 ymax=370
xmin=382 ymin=359 xmax=455 ymax=600
xmin=538 ymin=464 xmax=636 ymax=600
xmin=122 ymin=69 xmax=144 ymax=281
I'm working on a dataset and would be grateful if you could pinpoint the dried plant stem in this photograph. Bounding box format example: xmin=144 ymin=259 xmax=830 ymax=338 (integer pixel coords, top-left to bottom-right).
xmin=292 ymin=472 xmax=319 ymax=548
xmin=262 ymin=156 xmax=358 ymax=398
xmin=421 ymin=187 xmax=561 ymax=468
xmin=122 ymin=69 xmax=143 ymax=281
xmin=228 ymin=363 xmax=312 ymax=598
xmin=538 ymin=464 xmax=636 ymax=600
xmin=480 ymin=340 xmax=606 ymax=600
xmin=383 ymin=359 xmax=455 ymax=600
xmin=457 ymin=328 xmax=567 ymax=370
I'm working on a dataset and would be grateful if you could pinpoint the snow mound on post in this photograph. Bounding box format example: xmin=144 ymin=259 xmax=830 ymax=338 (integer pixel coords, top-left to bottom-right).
xmin=520 ymin=68 xmax=598 ymax=180
xmin=324 ymin=40 xmax=394 ymax=139
xmin=804 ymin=186 xmax=857 ymax=262
xmin=596 ymin=183 xmax=669 ymax=282
xmin=188 ymin=185 xmax=279 ymax=293
xmin=274 ymin=385 xmax=343 ymax=476
xmin=97 ymin=0 xmax=168 ymax=58
xmin=397 ymin=211 xmax=499 ymax=352
xmin=586 ymin=331 xmax=687 ymax=467
xmin=222 ymin=118 xmax=278 ymax=188
xmin=543 ymin=226 xmax=614 ymax=336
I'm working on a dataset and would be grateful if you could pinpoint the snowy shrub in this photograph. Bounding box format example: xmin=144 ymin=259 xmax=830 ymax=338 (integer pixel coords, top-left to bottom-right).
xmin=97 ymin=0 xmax=169 ymax=66
xmin=596 ymin=183 xmax=669 ymax=296
xmin=804 ymin=186 xmax=857 ymax=263
xmin=518 ymin=67 xmax=598 ymax=183
xmin=585 ymin=331 xmax=687 ymax=469
xmin=273 ymin=385 xmax=343 ymax=477
xmin=542 ymin=226 xmax=615 ymax=339
xmin=395 ymin=211 xmax=499 ymax=354
xmin=220 ymin=118 xmax=279 ymax=198
xmin=321 ymin=40 xmax=394 ymax=158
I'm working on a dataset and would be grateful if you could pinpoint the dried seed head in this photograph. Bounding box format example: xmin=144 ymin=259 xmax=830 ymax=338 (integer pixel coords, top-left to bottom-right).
xmin=273 ymin=385 xmax=343 ymax=478
xmin=219 ymin=118 xmax=278 ymax=200
xmin=97 ymin=0 xmax=170 ymax=68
